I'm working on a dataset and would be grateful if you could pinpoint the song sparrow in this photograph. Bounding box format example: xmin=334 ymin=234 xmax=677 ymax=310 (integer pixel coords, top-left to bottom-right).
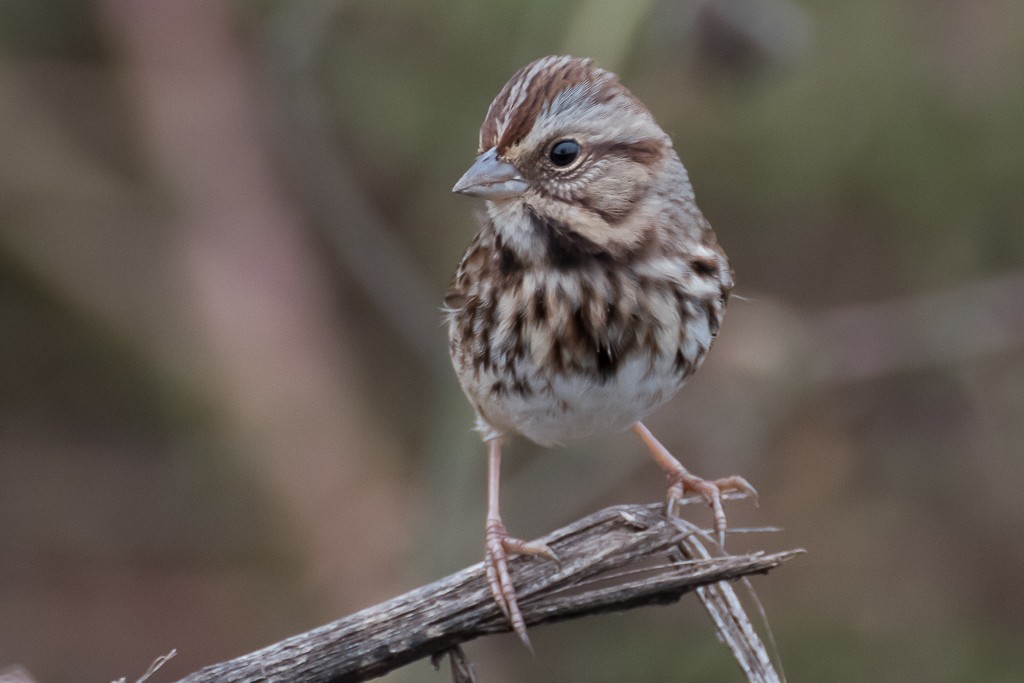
xmin=446 ymin=55 xmax=754 ymax=645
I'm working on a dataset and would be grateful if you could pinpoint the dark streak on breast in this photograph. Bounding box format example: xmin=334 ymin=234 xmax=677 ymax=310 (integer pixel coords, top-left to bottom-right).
xmin=674 ymin=348 xmax=694 ymax=375
xmin=492 ymin=233 xmax=523 ymax=278
xmin=532 ymin=287 xmax=547 ymax=322
xmin=443 ymin=291 xmax=465 ymax=309
xmin=498 ymin=247 xmax=522 ymax=276
xmin=595 ymin=343 xmax=617 ymax=381
xmin=525 ymin=205 xmax=607 ymax=268
xmin=473 ymin=298 xmax=498 ymax=373
xmin=703 ymin=300 xmax=721 ymax=339
xmin=690 ymin=255 xmax=717 ymax=277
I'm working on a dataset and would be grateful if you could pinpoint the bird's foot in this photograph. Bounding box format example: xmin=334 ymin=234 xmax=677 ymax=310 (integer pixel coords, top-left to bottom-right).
xmin=484 ymin=518 xmax=558 ymax=648
xmin=665 ymin=472 xmax=758 ymax=547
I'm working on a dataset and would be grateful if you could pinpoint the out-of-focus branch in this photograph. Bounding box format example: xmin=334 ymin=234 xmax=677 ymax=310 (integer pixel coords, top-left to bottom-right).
xmin=260 ymin=2 xmax=449 ymax=380
xmin=808 ymin=270 xmax=1024 ymax=383
xmin=100 ymin=0 xmax=417 ymax=610
xmin=174 ymin=503 xmax=800 ymax=683
xmin=716 ymin=270 xmax=1024 ymax=391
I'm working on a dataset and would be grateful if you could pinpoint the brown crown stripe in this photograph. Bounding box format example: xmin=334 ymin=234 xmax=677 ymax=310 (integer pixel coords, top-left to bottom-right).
xmin=479 ymin=62 xmax=532 ymax=152
xmin=497 ymin=59 xmax=599 ymax=153
xmin=479 ymin=57 xmax=626 ymax=155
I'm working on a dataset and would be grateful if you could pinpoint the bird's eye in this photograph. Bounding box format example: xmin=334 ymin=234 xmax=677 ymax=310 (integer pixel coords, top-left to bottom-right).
xmin=549 ymin=139 xmax=580 ymax=167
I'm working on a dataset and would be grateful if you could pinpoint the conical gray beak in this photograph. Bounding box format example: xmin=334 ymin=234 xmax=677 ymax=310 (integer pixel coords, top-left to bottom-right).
xmin=452 ymin=147 xmax=529 ymax=200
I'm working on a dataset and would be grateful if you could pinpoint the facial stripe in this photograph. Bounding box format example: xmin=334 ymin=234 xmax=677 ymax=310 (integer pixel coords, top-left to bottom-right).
xmin=592 ymin=138 xmax=665 ymax=165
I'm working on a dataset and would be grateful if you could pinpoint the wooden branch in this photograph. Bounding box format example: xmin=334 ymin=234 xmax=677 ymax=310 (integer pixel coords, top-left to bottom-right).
xmin=174 ymin=503 xmax=801 ymax=683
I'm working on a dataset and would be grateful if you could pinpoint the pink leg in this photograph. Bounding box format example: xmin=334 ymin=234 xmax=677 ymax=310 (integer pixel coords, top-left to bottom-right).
xmin=484 ymin=438 xmax=558 ymax=648
xmin=632 ymin=422 xmax=756 ymax=546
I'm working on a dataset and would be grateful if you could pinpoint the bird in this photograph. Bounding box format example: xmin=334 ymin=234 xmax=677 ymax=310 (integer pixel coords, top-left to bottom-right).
xmin=445 ymin=55 xmax=754 ymax=646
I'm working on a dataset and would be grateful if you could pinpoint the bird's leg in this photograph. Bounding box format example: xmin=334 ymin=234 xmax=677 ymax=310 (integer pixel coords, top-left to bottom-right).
xmin=631 ymin=422 xmax=757 ymax=546
xmin=484 ymin=438 xmax=558 ymax=648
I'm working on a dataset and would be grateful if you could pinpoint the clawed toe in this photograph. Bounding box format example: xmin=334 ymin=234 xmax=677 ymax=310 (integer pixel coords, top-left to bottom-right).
xmin=632 ymin=423 xmax=756 ymax=547
xmin=714 ymin=474 xmax=759 ymax=506
xmin=665 ymin=471 xmax=756 ymax=547
xmin=484 ymin=530 xmax=514 ymax=622
xmin=485 ymin=520 xmax=557 ymax=648
xmin=502 ymin=536 xmax=560 ymax=564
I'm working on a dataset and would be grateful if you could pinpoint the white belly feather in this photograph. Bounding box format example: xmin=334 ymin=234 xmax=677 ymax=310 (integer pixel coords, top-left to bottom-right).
xmin=465 ymin=309 xmax=713 ymax=446
xmin=481 ymin=353 xmax=684 ymax=445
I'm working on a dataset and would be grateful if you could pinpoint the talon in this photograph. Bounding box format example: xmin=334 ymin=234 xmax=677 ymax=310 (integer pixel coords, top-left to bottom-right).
xmin=715 ymin=475 xmax=759 ymax=506
xmin=668 ymin=470 xmax=739 ymax=544
xmin=485 ymin=519 xmax=546 ymax=648
xmin=482 ymin=440 xmax=538 ymax=649
xmin=634 ymin=421 xmax=757 ymax=549
xmin=483 ymin=546 xmax=511 ymax=621
xmin=503 ymin=537 xmax=559 ymax=564
xmin=665 ymin=480 xmax=683 ymax=517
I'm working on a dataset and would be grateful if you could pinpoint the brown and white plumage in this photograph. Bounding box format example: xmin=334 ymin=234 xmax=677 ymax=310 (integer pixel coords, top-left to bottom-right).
xmin=446 ymin=56 xmax=752 ymax=645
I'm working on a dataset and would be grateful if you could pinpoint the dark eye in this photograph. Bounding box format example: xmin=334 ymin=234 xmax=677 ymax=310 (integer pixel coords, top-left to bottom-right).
xmin=549 ymin=139 xmax=580 ymax=167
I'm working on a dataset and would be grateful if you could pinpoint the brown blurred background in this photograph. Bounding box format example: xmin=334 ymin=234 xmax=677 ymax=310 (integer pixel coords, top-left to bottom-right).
xmin=1 ymin=1 xmax=1022 ymax=681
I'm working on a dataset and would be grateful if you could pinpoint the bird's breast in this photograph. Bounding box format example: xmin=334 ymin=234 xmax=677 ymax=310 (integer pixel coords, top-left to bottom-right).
xmin=448 ymin=263 xmax=721 ymax=444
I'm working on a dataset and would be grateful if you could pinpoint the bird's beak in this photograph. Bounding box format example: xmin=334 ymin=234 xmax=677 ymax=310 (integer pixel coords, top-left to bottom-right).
xmin=452 ymin=147 xmax=529 ymax=200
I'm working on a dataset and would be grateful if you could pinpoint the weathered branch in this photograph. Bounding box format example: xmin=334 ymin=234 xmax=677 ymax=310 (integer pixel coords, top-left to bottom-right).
xmin=175 ymin=502 xmax=801 ymax=683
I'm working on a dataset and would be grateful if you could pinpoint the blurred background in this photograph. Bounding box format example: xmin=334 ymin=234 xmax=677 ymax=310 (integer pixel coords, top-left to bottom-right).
xmin=1 ymin=0 xmax=1022 ymax=681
